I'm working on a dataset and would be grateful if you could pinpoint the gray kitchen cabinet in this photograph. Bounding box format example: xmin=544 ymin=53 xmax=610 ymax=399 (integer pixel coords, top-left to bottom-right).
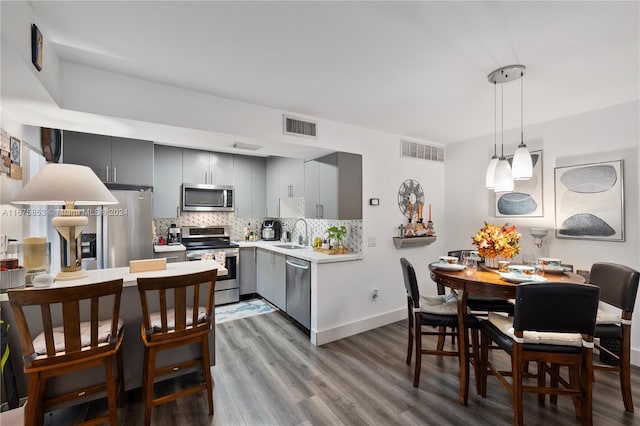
xmin=233 ymin=155 xmax=266 ymax=218
xmin=265 ymin=156 xmax=304 ymax=217
xmin=304 ymin=152 xmax=362 ymax=219
xmin=63 ymin=131 xmax=153 ymax=186
xmin=256 ymin=248 xmax=286 ymax=310
xmin=153 ymin=145 xmax=183 ymax=218
xmin=182 ymin=148 xmax=233 ymax=185
xmin=239 ymin=247 xmax=257 ymax=295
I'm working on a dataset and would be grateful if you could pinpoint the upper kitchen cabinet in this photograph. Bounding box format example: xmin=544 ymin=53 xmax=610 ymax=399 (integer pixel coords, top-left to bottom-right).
xmin=182 ymin=149 xmax=233 ymax=185
xmin=63 ymin=131 xmax=153 ymax=186
xmin=265 ymin=156 xmax=304 ymax=217
xmin=233 ymin=155 xmax=266 ymax=218
xmin=153 ymin=145 xmax=183 ymax=218
xmin=304 ymin=152 xmax=362 ymax=219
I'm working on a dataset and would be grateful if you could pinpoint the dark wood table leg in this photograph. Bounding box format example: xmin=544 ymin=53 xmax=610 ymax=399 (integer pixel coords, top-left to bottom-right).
xmin=456 ymin=287 xmax=469 ymax=405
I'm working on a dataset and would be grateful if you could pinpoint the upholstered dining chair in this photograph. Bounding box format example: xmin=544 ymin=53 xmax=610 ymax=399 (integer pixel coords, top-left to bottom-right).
xmin=8 ymin=279 xmax=125 ymax=426
xmin=136 ymin=269 xmax=217 ymax=426
xmin=400 ymin=257 xmax=479 ymax=388
xmin=478 ymin=282 xmax=600 ymax=426
xmin=588 ymin=262 xmax=640 ymax=412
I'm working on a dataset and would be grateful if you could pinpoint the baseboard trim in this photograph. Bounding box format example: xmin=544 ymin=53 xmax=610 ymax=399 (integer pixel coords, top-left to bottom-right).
xmin=311 ymin=308 xmax=405 ymax=346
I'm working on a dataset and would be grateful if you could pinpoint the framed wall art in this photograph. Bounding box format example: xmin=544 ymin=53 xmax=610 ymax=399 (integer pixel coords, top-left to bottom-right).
xmin=9 ymin=137 xmax=21 ymax=165
xmin=495 ymin=150 xmax=543 ymax=217
xmin=31 ymin=23 xmax=43 ymax=71
xmin=554 ymin=160 xmax=624 ymax=241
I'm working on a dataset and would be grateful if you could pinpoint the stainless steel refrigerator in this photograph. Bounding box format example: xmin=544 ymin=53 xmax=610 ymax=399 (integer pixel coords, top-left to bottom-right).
xmin=97 ymin=189 xmax=153 ymax=268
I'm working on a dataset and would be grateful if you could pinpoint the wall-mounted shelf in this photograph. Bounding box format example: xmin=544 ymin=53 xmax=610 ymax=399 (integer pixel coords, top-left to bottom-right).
xmin=392 ymin=236 xmax=437 ymax=249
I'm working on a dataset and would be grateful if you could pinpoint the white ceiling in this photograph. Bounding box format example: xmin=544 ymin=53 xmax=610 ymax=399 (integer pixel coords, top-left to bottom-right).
xmin=9 ymin=1 xmax=640 ymax=148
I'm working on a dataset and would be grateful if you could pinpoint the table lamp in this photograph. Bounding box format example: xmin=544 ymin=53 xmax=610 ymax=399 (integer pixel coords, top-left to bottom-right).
xmin=11 ymin=163 xmax=117 ymax=281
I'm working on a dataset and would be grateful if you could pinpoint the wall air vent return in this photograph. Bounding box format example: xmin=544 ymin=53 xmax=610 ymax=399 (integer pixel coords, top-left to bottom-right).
xmin=401 ymin=139 xmax=444 ymax=162
xmin=283 ymin=115 xmax=317 ymax=139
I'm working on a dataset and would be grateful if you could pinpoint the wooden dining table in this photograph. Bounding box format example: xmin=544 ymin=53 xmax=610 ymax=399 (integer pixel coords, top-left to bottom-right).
xmin=428 ymin=263 xmax=586 ymax=406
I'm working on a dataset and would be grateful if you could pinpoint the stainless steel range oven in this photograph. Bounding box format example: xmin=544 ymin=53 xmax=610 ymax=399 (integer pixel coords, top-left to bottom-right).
xmin=181 ymin=225 xmax=239 ymax=305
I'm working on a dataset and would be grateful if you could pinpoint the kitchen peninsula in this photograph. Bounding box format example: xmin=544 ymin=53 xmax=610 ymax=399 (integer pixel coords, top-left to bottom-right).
xmin=0 ymin=260 xmax=227 ymax=407
xmin=237 ymin=240 xmax=362 ymax=345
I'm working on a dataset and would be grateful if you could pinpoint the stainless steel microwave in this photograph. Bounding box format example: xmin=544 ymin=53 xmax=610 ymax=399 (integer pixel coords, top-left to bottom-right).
xmin=182 ymin=183 xmax=234 ymax=212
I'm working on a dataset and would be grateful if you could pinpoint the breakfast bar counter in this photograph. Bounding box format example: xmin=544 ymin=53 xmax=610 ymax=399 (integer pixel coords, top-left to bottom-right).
xmin=0 ymin=260 xmax=227 ymax=407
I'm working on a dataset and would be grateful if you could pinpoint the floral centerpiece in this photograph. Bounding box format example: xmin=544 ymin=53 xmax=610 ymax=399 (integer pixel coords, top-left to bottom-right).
xmin=471 ymin=222 xmax=521 ymax=267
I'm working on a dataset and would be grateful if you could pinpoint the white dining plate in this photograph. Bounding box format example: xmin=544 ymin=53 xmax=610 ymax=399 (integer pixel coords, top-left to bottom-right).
xmin=499 ymin=272 xmax=547 ymax=283
xmin=541 ymin=265 xmax=570 ymax=274
xmin=431 ymin=262 xmax=466 ymax=271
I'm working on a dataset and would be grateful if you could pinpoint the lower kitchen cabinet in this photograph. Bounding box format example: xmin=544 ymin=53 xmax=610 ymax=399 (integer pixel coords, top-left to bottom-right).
xmin=239 ymin=247 xmax=257 ymax=296
xmin=256 ymin=248 xmax=286 ymax=310
xmin=153 ymin=250 xmax=186 ymax=263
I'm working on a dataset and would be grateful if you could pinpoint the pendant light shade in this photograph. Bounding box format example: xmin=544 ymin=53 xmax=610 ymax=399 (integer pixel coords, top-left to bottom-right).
xmin=494 ymin=158 xmax=514 ymax=192
xmin=485 ymin=156 xmax=498 ymax=189
xmin=512 ymin=142 xmax=533 ymax=180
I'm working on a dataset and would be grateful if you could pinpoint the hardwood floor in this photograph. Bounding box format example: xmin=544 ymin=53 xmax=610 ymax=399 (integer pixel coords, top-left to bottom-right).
xmin=44 ymin=311 xmax=640 ymax=425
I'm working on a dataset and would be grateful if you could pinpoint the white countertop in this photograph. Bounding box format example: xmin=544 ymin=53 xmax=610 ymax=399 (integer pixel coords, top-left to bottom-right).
xmin=235 ymin=240 xmax=362 ymax=264
xmin=0 ymin=260 xmax=226 ymax=302
xmin=153 ymin=244 xmax=186 ymax=252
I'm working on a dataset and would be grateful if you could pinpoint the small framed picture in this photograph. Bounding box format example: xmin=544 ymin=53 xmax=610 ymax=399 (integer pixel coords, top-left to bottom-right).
xmin=10 ymin=137 xmax=20 ymax=165
xmin=0 ymin=153 xmax=10 ymax=174
xmin=31 ymin=23 xmax=43 ymax=71
xmin=0 ymin=129 xmax=9 ymax=151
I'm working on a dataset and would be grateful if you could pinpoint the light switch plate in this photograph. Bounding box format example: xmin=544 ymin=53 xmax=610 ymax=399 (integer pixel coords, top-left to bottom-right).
xmin=369 ymin=198 xmax=379 ymax=206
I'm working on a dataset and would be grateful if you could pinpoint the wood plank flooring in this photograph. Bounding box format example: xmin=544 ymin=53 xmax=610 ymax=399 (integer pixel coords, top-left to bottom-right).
xmin=43 ymin=310 xmax=640 ymax=425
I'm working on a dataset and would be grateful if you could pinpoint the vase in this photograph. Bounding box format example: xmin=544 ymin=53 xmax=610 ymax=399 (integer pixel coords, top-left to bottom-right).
xmin=484 ymin=256 xmax=501 ymax=269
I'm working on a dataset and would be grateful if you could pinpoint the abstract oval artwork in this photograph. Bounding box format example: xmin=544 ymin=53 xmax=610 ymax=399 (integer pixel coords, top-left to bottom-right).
xmin=559 ymin=213 xmax=615 ymax=236
xmin=497 ymin=192 xmax=537 ymax=215
xmin=560 ymin=165 xmax=617 ymax=193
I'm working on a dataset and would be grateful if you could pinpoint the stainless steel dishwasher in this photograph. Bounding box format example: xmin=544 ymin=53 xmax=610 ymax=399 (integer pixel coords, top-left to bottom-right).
xmin=285 ymin=256 xmax=311 ymax=329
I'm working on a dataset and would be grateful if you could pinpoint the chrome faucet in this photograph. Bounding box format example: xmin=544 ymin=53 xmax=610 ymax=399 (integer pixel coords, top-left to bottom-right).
xmin=292 ymin=217 xmax=309 ymax=246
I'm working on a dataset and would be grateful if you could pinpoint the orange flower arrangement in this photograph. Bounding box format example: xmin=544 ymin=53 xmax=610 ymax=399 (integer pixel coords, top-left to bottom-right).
xmin=471 ymin=222 xmax=521 ymax=259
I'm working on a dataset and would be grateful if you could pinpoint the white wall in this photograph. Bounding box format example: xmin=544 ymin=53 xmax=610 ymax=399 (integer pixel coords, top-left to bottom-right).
xmin=445 ymin=100 xmax=640 ymax=364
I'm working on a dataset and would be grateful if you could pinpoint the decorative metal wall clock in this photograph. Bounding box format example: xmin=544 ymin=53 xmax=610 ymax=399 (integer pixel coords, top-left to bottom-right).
xmin=397 ymin=179 xmax=425 ymax=219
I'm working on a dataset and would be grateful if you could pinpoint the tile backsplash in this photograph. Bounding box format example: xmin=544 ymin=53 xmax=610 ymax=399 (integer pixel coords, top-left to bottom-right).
xmin=154 ymin=212 xmax=363 ymax=255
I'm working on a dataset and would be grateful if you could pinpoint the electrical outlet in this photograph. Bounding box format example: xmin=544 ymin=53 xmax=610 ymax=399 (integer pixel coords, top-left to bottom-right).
xmin=371 ymin=289 xmax=379 ymax=301
xmin=368 ymin=237 xmax=376 ymax=247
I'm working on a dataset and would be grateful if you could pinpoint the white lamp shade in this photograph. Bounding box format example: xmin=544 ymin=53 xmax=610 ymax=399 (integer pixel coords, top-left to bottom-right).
xmin=485 ymin=157 xmax=499 ymax=189
xmin=512 ymin=145 xmax=533 ymax=180
xmin=11 ymin=163 xmax=118 ymax=205
xmin=493 ymin=159 xmax=514 ymax=193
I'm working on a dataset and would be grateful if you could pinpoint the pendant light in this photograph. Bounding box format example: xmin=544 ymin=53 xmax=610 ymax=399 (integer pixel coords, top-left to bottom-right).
xmin=485 ymin=83 xmax=498 ymax=189
xmin=512 ymin=68 xmax=532 ymax=180
xmin=493 ymin=82 xmax=513 ymax=193
xmin=486 ymin=64 xmax=526 ymax=193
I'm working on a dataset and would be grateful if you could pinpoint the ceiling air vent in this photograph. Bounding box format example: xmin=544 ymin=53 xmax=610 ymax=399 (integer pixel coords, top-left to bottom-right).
xmin=283 ymin=115 xmax=317 ymax=139
xmin=401 ymin=139 xmax=444 ymax=162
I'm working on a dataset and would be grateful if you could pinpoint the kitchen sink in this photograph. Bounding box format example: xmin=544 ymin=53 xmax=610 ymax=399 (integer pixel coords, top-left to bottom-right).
xmin=273 ymin=244 xmax=307 ymax=250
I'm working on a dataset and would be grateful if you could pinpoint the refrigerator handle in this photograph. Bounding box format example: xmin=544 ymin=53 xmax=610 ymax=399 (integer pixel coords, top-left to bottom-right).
xmin=176 ymin=206 xmax=180 ymax=217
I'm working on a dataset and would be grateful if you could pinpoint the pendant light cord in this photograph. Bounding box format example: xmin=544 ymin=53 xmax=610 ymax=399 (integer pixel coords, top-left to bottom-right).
xmin=494 ymin=82 xmax=497 ymax=157
xmin=500 ymin=83 xmax=504 ymax=157
xmin=521 ymin=70 xmax=524 ymax=143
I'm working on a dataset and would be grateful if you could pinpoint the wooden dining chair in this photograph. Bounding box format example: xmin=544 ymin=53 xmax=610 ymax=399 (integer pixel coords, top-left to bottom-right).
xmin=136 ymin=269 xmax=217 ymax=426
xmin=478 ymin=282 xmax=600 ymax=426
xmin=400 ymin=257 xmax=480 ymax=388
xmin=8 ymin=279 xmax=125 ymax=426
xmin=588 ymin=262 xmax=639 ymax=412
